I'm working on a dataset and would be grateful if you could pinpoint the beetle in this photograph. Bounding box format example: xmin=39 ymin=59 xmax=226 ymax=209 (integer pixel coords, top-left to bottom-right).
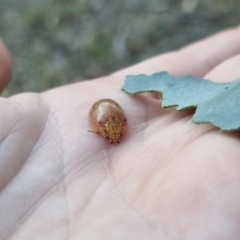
xmin=88 ymin=99 xmax=127 ymax=144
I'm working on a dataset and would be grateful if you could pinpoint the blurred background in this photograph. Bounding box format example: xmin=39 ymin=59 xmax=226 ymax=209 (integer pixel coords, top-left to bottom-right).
xmin=0 ymin=0 xmax=239 ymax=96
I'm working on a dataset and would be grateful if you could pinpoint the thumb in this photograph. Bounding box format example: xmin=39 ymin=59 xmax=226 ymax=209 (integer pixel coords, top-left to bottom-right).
xmin=0 ymin=39 xmax=12 ymax=92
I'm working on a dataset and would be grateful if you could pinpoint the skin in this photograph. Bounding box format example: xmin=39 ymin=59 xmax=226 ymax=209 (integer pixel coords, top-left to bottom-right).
xmin=1 ymin=26 xmax=240 ymax=240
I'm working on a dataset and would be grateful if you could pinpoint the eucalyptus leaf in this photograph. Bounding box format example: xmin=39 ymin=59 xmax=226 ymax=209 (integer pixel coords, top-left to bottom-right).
xmin=122 ymin=71 xmax=240 ymax=131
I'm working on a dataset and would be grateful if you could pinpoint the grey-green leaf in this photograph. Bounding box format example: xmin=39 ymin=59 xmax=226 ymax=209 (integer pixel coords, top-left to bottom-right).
xmin=122 ymin=71 xmax=240 ymax=131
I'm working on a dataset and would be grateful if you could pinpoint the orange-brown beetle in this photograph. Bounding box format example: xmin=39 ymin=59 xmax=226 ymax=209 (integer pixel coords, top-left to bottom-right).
xmin=88 ymin=99 xmax=127 ymax=144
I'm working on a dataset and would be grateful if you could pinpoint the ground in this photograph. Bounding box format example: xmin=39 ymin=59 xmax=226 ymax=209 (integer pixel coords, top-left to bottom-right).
xmin=0 ymin=0 xmax=239 ymax=95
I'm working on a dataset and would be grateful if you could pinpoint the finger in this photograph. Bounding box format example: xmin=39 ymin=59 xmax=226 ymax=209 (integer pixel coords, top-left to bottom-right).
xmin=113 ymin=26 xmax=240 ymax=79
xmin=0 ymin=39 xmax=12 ymax=92
xmin=204 ymin=54 xmax=240 ymax=83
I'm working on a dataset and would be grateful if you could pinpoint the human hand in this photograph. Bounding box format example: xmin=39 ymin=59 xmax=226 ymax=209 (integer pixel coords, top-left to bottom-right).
xmin=1 ymin=27 xmax=240 ymax=240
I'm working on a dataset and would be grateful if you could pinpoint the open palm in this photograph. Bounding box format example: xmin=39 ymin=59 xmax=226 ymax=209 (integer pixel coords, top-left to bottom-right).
xmin=1 ymin=27 xmax=240 ymax=240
